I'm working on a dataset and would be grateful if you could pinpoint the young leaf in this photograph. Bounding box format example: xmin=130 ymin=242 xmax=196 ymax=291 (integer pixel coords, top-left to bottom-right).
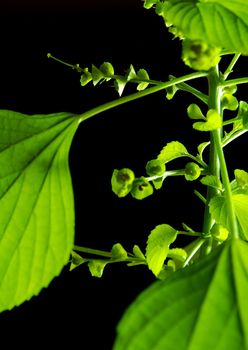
xmin=114 ymin=77 xmax=127 ymax=96
xmin=111 ymin=243 xmax=128 ymax=260
xmin=126 ymin=64 xmax=137 ymax=81
xmin=184 ymin=162 xmax=201 ymax=181
xmin=222 ymin=94 xmax=239 ymax=111
xmin=157 ymin=141 xmax=188 ymax=163
xmin=146 ymin=224 xmax=177 ymax=276
xmin=152 ymin=177 xmax=163 ymax=190
xmin=133 ymin=245 xmax=145 ymax=260
xmin=146 ymin=159 xmax=165 ymax=177
xmin=0 ymin=110 xmax=79 ymax=311
xmin=88 ymin=260 xmax=108 ymax=278
xmin=80 ymin=68 xmax=92 ymax=86
xmin=234 ymin=169 xmax=248 ymax=188
xmin=91 ymin=64 xmax=105 ymax=86
xmin=200 ymin=175 xmax=222 ymax=190
xmin=187 ymin=103 xmax=205 ymax=120
xmin=158 ymin=0 xmax=248 ymax=54
xmin=70 ymin=251 xmax=88 ymax=271
xmin=136 ymin=69 xmax=149 ymax=91
xmin=111 ymin=168 xmax=135 ymax=198
xmin=114 ymin=240 xmax=248 ymax=350
xmin=197 ymin=141 xmax=210 ymax=160
xmin=193 ymin=109 xmax=222 ymax=131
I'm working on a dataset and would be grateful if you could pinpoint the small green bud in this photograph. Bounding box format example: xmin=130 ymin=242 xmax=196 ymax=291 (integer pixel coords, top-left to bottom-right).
xmin=211 ymin=224 xmax=229 ymax=242
xmin=111 ymin=168 xmax=135 ymax=198
xmin=146 ymin=159 xmax=165 ymax=177
xmin=221 ymin=93 xmax=239 ymax=111
xmin=131 ymin=177 xmax=153 ymax=200
xmin=184 ymin=162 xmax=201 ymax=181
xmin=182 ymin=39 xmax=221 ymax=71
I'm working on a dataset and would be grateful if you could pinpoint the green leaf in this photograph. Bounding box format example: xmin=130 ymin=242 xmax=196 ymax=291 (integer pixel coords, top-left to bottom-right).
xmin=91 ymin=64 xmax=105 ymax=86
xmin=133 ymin=245 xmax=146 ymax=260
xmin=167 ymin=248 xmax=187 ymax=262
xmin=114 ymin=240 xmax=248 ymax=350
xmin=70 ymin=251 xmax=88 ymax=271
xmin=0 ymin=110 xmax=79 ymax=311
xmin=80 ymin=68 xmax=92 ymax=86
xmin=111 ymin=168 xmax=135 ymax=198
xmin=111 ymin=243 xmax=128 ymax=260
xmin=114 ymin=77 xmax=127 ymax=96
xmin=209 ymin=194 xmax=248 ymax=240
xmin=193 ymin=109 xmax=222 ymax=131
xmin=235 ymin=169 xmax=248 ymax=188
xmin=146 ymin=159 xmax=165 ymax=177
xmin=152 ymin=177 xmax=163 ymax=190
xmin=146 ymin=224 xmax=177 ymax=276
xmin=222 ymin=94 xmax=239 ymax=111
xmin=157 ymin=141 xmax=188 ymax=163
xmin=136 ymin=69 xmax=149 ymax=91
xmin=88 ymin=260 xmax=108 ymax=278
xmin=187 ymin=103 xmax=205 ymax=120
xmin=184 ymin=162 xmax=201 ymax=181
xmin=126 ymin=64 xmax=137 ymax=81
xmin=200 ymin=175 xmax=222 ymax=190
xmin=159 ymin=0 xmax=248 ymax=54
xmin=197 ymin=141 xmax=210 ymax=160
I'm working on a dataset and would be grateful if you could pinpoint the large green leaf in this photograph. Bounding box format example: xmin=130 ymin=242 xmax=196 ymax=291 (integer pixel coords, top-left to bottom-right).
xmin=114 ymin=239 xmax=248 ymax=350
xmin=0 ymin=110 xmax=79 ymax=311
xmin=160 ymin=0 xmax=248 ymax=54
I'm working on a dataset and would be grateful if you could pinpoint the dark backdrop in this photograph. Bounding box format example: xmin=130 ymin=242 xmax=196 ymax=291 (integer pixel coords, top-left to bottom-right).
xmin=0 ymin=1 xmax=247 ymax=349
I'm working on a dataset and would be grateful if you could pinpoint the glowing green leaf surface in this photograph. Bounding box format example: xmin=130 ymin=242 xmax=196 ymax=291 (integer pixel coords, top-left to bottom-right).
xmin=0 ymin=110 xmax=79 ymax=311
xmin=160 ymin=0 xmax=248 ymax=54
xmin=114 ymin=239 xmax=248 ymax=350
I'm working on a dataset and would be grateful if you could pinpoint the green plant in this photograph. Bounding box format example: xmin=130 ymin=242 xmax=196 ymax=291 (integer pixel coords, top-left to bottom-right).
xmin=1 ymin=0 xmax=248 ymax=348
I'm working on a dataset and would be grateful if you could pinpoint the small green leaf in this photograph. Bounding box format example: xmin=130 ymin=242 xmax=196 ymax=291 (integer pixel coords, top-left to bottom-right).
xmin=234 ymin=169 xmax=248 ymax=188
xmin=133 ymin=245 xmax=145 ymax=260
xmin=114 ymin=77 xmax=127 ymax=96
xmin=100 ymin=62 xmax=114 ymax=79
xmin=143 ymin=0 xmax=157 ymax=9
xmin=114 ymin=240 xmax=248 ymax=350
xmin=137 ymin=69 xmax=149 ymax=91
xmin=70 ymin=251 xmax=88 ymax=271
xmin=200 ymin=175 xmax=222 ymax=190
xmin=111 ymin=168 xmax=135 ymax=198
xmin=146 ymin=224 xmax=177 ymax=276
xmin=0 ymin=110 xmax=79 ymax=311
xmin=80 ymin=68 xmax=92 ymax=86
xmin=88 ymin=260 xmax=108 ymax=278
xmin=197 ymin=141 xmax=210 ymax=160
xmin=165 ymin=77 xmax=179 ymax=100
xmin=157 ymin=141 xmax=188 ymax=163
xmin=111 ymin=243 xmax=128 ymax=260
xmin=91 ymin=64 xmax=105 ymax=86
xmin=184 ymin=162 xmax=201 ymax=181
xmin=126 ymin=64 xmax=137 ymax=81
xmin=131 ymin=177 xmax=153 ymax=200
xmin=167 ymin=248 xmax=187 ymax=262
xmin=187 ymin=103 xmax=205 ymax=120
xmin=222 ymin=94 xmax=239 ymax=111
xmin=152 ymin=177 xmax=163 ymax=190
xmin=146 ymin=159 xmax=165 ymax=177
xmin=193 ymin=109 xmax=222 ymax=131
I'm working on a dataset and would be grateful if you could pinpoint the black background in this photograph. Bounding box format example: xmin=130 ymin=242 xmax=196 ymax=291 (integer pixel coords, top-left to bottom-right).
xmin=0 ymin=1 xmax=247 ymax=349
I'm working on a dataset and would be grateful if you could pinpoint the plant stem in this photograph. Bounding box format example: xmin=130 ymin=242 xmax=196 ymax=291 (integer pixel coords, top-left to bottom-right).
xmin=202 ymin=66 xmax=221 ymax=235
xmin=223 ymin=53 xmax=241 ymax=79
xmin=77 ymin=72 xmax=207 ymax=123
xmin=221 ymin=77 xmax=248 ymax=87
xmin=74 ymin=245 xmax=112 ymax=258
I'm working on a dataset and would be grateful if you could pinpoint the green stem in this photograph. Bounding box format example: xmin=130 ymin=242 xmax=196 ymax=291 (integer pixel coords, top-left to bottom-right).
xmin=77 ymin=72 xmax=207 ymax=123
xmin=223 ymin=53 xmax=241 ymax=80
xmin=74 ymin=245 xmax=112 ymax=258
xmin=183 ymin=238 xmax=205 ymax=267
xmin=221 ymin=77 xmax=248 ymax=87
xmin=202 ymin=66 xmax=221 ymax=236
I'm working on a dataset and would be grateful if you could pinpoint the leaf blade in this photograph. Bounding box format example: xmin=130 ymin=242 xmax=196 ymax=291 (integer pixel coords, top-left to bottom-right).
xmin=0 ymin=110 xmax=79 ymax=311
